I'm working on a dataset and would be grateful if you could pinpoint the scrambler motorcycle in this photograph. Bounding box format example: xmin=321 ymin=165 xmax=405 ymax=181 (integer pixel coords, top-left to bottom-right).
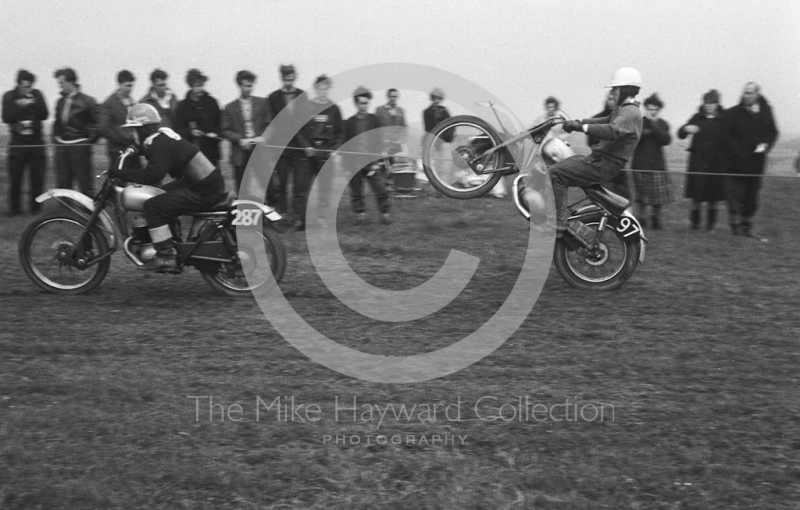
xmin=18 ymin=160 xmax=287 ymax=297
xmin=422 ymin=106 xmax=646 ymax=290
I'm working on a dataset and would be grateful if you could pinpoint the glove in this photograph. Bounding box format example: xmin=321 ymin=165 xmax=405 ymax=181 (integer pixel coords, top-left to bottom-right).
xmin=562 ymin=120 xmax=583 ymax=133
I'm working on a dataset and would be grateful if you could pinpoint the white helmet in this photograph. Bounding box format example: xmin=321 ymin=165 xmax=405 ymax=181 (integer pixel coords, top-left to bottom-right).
xmin=606 ymin=67 xmax=642 ymax=88
xmin=122 ymin=103 xmax=162 ymax=127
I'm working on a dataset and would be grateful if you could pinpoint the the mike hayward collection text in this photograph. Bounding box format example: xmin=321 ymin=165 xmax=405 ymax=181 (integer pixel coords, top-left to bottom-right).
xmin=188 ymin=395 xmax=615 ymax=427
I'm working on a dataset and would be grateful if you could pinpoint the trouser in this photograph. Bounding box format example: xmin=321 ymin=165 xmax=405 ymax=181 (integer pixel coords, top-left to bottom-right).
xmin=7 ymin=144 xmax=46 ymax=213
xmin=266 ymin=152 xmax=312 ymax=217
xmin=545 ymin=154 xmax=622 ymax=231
xmin=307 ymin=155 xmax=335 ymax=217
xmin=349 ymin=162 xmax=390 ymax=214
xmin=233 ymin=147 xmax=256 ymax=193
xmin=143 ymin=168 xmax=227 ymax=227
xmin=56 ymin=144 xmax=95 ymax=197
xmin=605 ymin=168 xmax=631 ymax=200
xmin=726 ymin=175 xmax=762 ymax=221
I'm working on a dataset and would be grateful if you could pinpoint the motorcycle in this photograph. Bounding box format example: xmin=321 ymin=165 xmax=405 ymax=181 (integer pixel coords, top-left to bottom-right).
xmin=18 ymin=155 xmax=287 ymax=297
xmin=421 ymin=106 xmax=646 ymax=290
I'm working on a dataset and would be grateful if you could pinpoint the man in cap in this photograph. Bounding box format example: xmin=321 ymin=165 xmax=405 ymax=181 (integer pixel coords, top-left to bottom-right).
xmin=522 ymin=67 xmax=643 ymax=247
xmin=266 ymin=64 xmax=312 ymax=229
xmin=175 ymin=69 xmax=222 ymax=167
xmin=342 ymin=86 xmax=390 ymax=225
xmin=111 ymin=103 xmax=227 ymax=271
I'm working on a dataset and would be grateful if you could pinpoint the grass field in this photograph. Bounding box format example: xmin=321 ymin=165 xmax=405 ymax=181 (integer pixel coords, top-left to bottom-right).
xmin=1 ymin=139 xmax=799 ymax=509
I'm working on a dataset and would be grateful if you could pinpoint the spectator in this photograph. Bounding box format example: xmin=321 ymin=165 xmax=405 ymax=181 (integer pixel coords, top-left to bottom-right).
xmin=221 ymin=70 xmax=271 ymax=192
xmin=175 ymin=69 xmax=221 ymax=167
xmin=375 ymin=88 xmax=407 ymax=146
xmin=140 ymin=69 xmax=177 ymax=128
xmin=343 ymin=86 xmax=390 ymax=225
xmin=98 ymin=70 xmax=140 ymax=170
xmin=375 ymin=88 xmax=408 ymax=185
xmin=678 ymin=89 xmax=727 ymax=231
xmin=722 ymin=82 xmax=778 ymax=238
xmin=532 ymin=96 xmax=568 ymax=141
xmin=514 ymin=96 xmax=571 ymax=200
xmin=52 ymin=67 xmax=98 ymax=196
xmin=631 ymin=93 xmax=672 ymax=229
xmin=423 ymin=87 xmax=450 ymax=136
xmin=303 ymin=75 xmax=343 ymax=226
xmin=588 ymin=90 xmax=631 ymax=200
xmin=423 ymin=87 xmax=463 ymax=188
xmin=266 ymin=64 xmax=311 ymax=224
xmin=2 ymin=70 xmax=48 ymax=216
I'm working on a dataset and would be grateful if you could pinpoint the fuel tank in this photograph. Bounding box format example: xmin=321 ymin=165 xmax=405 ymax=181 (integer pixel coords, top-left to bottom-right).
xmin=121 ymin=184 xmax=165 ymax=212
xmin=541 ymin=137 xmax=576 ymax=166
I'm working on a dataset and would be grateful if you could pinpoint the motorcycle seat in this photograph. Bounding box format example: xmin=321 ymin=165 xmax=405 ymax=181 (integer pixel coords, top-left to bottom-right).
xmin=582 ymin=185 xmax=629 ymax=216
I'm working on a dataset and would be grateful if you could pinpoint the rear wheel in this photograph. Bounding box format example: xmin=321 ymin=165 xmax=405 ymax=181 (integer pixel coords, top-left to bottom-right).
xmin=201 ymin=225 xmax=287 ymax=297
xmin=18 ymin=212 xmax=111 ymax=294
xmin=553 ymin=216 xmax=640 ymax=290
xmin=422 ymin=115 xmax=506 ymax=199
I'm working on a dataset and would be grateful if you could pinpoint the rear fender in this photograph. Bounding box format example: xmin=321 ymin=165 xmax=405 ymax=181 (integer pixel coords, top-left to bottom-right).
xmin=36 ymin=189 xmax=118 ymax=248
xmin=569 ymin=207 xmax=647 ymax=264
xmin=621 ymin=210 xmax=647 ymax=264
xmin=231 ymin=200 xmax=282 ymax=223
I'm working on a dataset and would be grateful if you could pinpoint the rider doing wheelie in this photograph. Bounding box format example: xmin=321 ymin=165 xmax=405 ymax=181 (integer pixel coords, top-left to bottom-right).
xmin=113 ymin=103 xmax=227 ymax=271
xmin=523 ymin=67 xmax=643 ymax=247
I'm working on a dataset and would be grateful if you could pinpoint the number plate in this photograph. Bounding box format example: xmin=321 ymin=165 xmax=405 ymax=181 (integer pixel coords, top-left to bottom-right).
xmin=615 ymin=216 xmax=642 ymax=238
xmin=232 ymin=208 xmax=263 ymax=229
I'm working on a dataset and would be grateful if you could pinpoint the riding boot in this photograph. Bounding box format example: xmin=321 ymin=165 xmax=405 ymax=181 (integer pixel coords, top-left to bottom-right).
xmin=706 ymin=209 xmax=717 ymax=231
xmin=146 ymin=225 xmax=178 ymax=272
xmin=567 ymin=220 xmax=596 ymax=248
xmin=690 ymin=209 xmax=700 ymax=230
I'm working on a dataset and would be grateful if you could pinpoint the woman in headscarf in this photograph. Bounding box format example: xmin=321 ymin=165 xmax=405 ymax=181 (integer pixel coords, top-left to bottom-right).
xmin=632 ymin=93 xmax=672 ymax=229
xmin=678 ymin=89 xmax=726 ymax=231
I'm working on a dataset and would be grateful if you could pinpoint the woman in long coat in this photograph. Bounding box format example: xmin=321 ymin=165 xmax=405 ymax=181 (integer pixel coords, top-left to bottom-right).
xmin=632 ymin=93 xmax=672 ymax=229
xmin=678 ymin=89 xmax=727 ymax=231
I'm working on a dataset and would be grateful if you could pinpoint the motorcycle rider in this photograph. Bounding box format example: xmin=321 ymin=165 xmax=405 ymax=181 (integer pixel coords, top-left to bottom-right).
xmin=112 ymin=103 xmax=227 ymax=271
xmin=523 ymin=68 xmax=643 ymax=247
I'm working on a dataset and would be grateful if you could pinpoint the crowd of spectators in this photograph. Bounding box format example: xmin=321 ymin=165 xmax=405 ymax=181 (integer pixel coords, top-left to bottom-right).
xmin=535 ymin=83 xmax=779 ymax=237
xmin=1 ymin=67 xmax=783 ymax=236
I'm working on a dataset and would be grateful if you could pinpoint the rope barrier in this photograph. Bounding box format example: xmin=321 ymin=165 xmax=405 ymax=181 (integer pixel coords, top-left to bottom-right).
xmin=3 ymin=141 xmax=797 ymax=179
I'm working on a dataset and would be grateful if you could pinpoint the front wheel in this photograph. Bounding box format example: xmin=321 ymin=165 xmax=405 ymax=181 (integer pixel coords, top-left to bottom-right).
xmin=18 ymin=212 xmax=111 ymax=294
xmin=553 ymin=217 xmax=640 ymax=290
xmin=422 ymin=115 xmax=505 ymax=199
xmin=201 ymin=225 xmax=287 ymax=297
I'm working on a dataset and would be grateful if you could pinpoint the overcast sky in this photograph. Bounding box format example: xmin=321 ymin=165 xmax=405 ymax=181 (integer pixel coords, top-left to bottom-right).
xmin=1 ymin=0 xmax=798 ymax=138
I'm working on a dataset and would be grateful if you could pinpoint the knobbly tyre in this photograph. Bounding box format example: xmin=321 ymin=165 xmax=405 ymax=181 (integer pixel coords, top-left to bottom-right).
xmin=421 ymin=108 xmax=646 ymax=290
xmin=18 ymin=158 xmax=287 ymax=297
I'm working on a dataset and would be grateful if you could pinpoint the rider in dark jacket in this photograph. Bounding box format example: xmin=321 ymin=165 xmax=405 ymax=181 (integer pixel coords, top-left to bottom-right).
xmin=113 ymin=103 xmax=227 ymax=271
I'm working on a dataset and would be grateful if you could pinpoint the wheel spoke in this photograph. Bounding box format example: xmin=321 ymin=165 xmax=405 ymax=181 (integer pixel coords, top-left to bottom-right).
xmin=565 ymin=223 xmax=627 ymax=283
xmin=423 ymin=116 xmax=506 ymax=198
xmin=21 ymin=215 xmax=109 ymax=293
